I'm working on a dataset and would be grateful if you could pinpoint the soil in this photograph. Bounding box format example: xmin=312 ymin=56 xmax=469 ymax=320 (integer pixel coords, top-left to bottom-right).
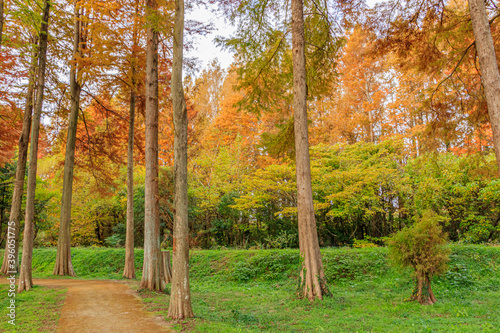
xmin=34 ymin=279 xmax=173 ymax=333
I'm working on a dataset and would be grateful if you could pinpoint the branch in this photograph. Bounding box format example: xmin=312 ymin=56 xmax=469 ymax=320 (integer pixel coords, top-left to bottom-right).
xmin=430 ymin=41 xmax=475 ymax=106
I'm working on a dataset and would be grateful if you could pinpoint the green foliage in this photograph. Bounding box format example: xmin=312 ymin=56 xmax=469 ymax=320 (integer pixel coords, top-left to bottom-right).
xmin=389 ymin=211 xmax=451 ymax=280
xmin=220 ymin=0 xmax=341 ymax=115
xmin=105 ymin=224 xmax=126 ymax=248
xmin=19 ymin=139 xmax=500 ymax=249
xmin=264 ymin=231 xmax=297 ymax=249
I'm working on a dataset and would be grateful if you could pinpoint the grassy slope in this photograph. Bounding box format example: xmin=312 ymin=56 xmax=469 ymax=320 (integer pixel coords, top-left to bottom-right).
xmin=0 ymin=245 xmax=499 ymax=332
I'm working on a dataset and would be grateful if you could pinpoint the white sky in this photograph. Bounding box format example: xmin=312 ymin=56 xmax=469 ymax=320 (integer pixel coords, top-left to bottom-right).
xmin=186 ymin=1 xmax=381 ymax=73
xmin=186 ymin=5 xmax=236 ymax=72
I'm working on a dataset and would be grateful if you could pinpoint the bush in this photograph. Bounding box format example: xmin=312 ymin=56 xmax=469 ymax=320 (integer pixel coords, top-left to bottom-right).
xmin=388 ymin=211 xmax=450 ymax=304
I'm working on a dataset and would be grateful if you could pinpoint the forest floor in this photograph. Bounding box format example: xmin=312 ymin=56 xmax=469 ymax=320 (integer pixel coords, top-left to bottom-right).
xmin=0 ymin=279 xmax=173 ymax=333
xmin=0 ymin=245 xmax=498 ymax=332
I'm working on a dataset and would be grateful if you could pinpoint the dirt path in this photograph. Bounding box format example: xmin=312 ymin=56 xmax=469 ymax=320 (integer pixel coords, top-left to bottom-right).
xmin=34 ymin=279 xmax=172 ymax=333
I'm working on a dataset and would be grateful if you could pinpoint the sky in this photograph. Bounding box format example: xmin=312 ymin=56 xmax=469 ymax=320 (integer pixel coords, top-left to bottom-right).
xmin=185 ymin=4 xmax=236 ymax=72
xmin=185 ymin=1 xmax=381 ymax=73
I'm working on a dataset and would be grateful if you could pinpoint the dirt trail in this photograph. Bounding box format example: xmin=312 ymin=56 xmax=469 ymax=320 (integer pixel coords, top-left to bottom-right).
xmin=34 ymin=279 xmax=172 ymax=333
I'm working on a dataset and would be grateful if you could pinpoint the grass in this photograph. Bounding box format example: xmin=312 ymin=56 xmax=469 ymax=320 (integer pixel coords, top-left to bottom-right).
xmin=0 ymin=284 xmax=66 ymax=333
xmin=0 ymin=245 xmax=499 ymax=332
xmin=135 ymin=245 xmax=500 ymax=332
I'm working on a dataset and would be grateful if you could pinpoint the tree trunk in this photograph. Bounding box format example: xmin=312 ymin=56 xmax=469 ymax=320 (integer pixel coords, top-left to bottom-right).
xmin=0 ymin=0 xmax=4 ymax=50
xmin=123 ymin=0 xmax=140 ymax=282
xmin=291 ymin=0 xmax=328 ymax=301
xmin=53 ymin=1 xmax=81 ymax=277
xmin=469 ymin=0 xmax=500 ymax=174
xmin=140 ymin=0 xmax=164 ymax=291
xmin=411 ymin=274 xmax=436 ymax=305
xmin=0 ymin=36 xmax=37 ymax=275
xmin=18 ymin=0 xmax=50 ymax=292
xmin=168 ymin=0 xmax=194 ymax=319
xmin=162 ymin=250 xmax=172 ymax=284
xmin=123 ymin=90 xmax=136 ymax=279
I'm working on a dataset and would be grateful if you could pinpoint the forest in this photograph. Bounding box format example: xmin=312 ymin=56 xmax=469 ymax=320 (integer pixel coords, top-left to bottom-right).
xmin=0 ymin=0 xmax=500 ymax=330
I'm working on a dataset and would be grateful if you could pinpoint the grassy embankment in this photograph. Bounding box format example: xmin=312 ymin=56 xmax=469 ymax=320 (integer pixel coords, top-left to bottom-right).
xmin=0 ymin=245 xmax=499 ymax=332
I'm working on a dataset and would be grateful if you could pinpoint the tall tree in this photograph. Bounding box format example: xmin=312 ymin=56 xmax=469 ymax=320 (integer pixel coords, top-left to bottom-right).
xmin=53 ymin=0 xmax=82 ymax=276
xmin=18 ymin=0 xmax=50 ymax=292
xmin=123 ymin=89 xmax=137 ymax=279
xmin=0 ymin=0 xmax=4 ymax=50
xmin=141 ymin=0 xmax=164 ymax=291
xmin=291 ymin=0 xmax=328 ymax=301
xmin=123 ymin=0 xmax=141 ymax=280
xmin=168 ymin=0 xmax=194 ymax=319
xmin=469 ymin=0 xmax=500 ymax=173
xmin=0 ymin=35 xmax=37 ymax=275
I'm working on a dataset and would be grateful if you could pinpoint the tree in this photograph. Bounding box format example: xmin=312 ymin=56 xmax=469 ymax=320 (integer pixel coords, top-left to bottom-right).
xmin=167 ymin=0 xmax=194 ymax=319
xmin=53 ymin=0 xmax=82 ymax=277
xmin=388 ymin=211 xmax=450 ymax=305
xmin=141 ymin=0 xmax=164 ymax=291
xmin=123 ymin=85 xmax=136 ymax=279
xmin=0 ymin=35 xmax=37 ymax=275
xmin=0 ymin=0 xmax=4 ymax=49
xmin=123 ymin=0 xmax=141 ymax=280
xmin=291 ymin=0 xmax=328 ymax=301
xmin=18 ymin=0 xmax=50 ymax=292
xmin=469 ymin=0 xmax=500 ymax=174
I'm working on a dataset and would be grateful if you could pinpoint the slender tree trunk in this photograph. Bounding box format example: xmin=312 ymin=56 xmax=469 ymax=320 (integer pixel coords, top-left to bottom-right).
xmin=18 ymin=0 xmax=50 ymax=292
xmin=0 ymin=0 xmax=4 ymax=50
xmin=0 ymin=37 xmax=37 ymax=275
xmin=53 ymin=1 xmax=81 ymax=276
xmin=123 ymin=90 xmax=136 ymax=279
xmin=469 ymin=0 xmax=500 ymax=174
xmin=291 ymin=0 xmax=328 ymax=301
xmin=123 ymin=0 xmax=140 ymax=280
xmin=168 ymin=0 xmax=194 ymax=319
xmin=141 ymin=0 xmax=164 ymax=291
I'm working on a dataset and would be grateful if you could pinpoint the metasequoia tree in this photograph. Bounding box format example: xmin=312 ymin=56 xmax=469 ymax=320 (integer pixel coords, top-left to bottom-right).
xmin=0 ymin=35 xmax=37 ymax=275
xmin=54 ymin=0 xmax=83 ymax=276
xmin=219 ymin=0 xmax=341 ymax=300
xmin=141 ymin=0 xmax=164 ymax=291
xmin=18 ymin=0 xmax=50 ymax=292
xmin=368 ymin=0 xmax=500 ymax=156
xmin=168 ymin=0 xmax=194 ymax=318
xmin=469 ymin=0 xmax=500 ymax=174
xmin=0 ymin=0 xmax=4 ymax=49
xmin=123 ymin=0 xmax=142 ymax=280
xmin=291 ymin=0 xmax=328 ymax=301
xmin=123 ymin=86 xmax=137 ymax=280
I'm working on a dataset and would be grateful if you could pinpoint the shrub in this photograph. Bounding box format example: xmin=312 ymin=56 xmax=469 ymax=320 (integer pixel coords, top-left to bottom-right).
xmin=388 ymin=211 xmax=450 ymax=304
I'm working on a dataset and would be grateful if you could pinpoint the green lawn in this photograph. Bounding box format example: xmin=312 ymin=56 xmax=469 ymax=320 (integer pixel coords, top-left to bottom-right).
xmin=0 ymin=284 xmax=66 ymax=333
xmin=136 ymin=245 xmax=500 ymax=332
xmin=0 ymin=245 xmax=498 ymax=332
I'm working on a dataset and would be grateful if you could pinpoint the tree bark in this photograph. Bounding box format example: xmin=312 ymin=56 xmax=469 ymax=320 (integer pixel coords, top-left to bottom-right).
xmin=0 ymin=36 xmax=38 ymax=275
xmin=140 ymin=0 xmax=164 ymax=291
xmin=291 ymin=0 xmax=328 ymax=301
xmin=123 ymin=90 xmax=136 ymax=279
xmin=469 ymin=0 xmax=500 ymax=174
xmin=18 ymin=0 xmax=50 ymax=292
xmin=168 ymin=0 xmax=194 ymax=319
xmin=53 ymin=1 xmax=81 ymax=277
xmin=123 ymin=0 xmax=140 ymax=280
xmin=162 ymin=250 xmax=172 ymax=283
xmin=411 ymin=274 xmax=436 ymax=305
xmin=0 ymin=0 xmax=4 ymax=50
